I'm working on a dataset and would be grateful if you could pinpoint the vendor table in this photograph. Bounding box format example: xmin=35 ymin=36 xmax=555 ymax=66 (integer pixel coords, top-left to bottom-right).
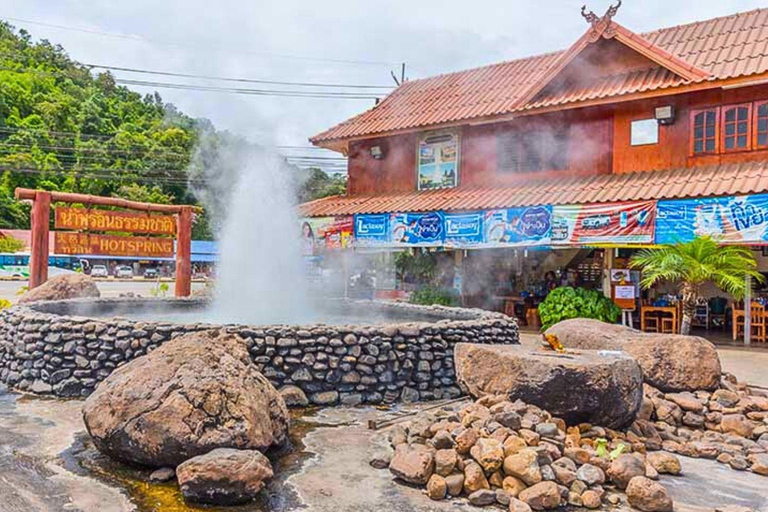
xmin=640 ymin=305 xmax=679 ymax=334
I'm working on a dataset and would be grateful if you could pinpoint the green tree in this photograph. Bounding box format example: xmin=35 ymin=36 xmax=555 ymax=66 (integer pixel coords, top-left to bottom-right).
xmin=298 ymin=167 xmax=347 ymax=202
xmin=629 ymin=236 xmax=764 ymax=335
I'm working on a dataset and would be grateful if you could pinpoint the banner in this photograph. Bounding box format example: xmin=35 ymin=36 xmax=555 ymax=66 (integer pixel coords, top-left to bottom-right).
xmin=300 ymin=216 xmax=353 ymax=255
xmin=55 ymin=207 xmax=176 ymax=235
xmin=656 ymin=194 xmax=768 ymax=245
xmin=444 ymin=211 xmax=484 ymax=247
xmin=483 ymin=206 xmax=552 ymax=247
xmin=390 ymin=212 xmax=444 ymax=247
xmin=551 ymin=200 xmax=656 ymax=245
xmin=353 ymin=214 xmax=390 ymax=247
xmin=54 ymin=232 xmax=174 ymax=257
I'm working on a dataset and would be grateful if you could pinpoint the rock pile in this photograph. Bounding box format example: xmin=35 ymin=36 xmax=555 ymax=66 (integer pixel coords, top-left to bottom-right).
xmin=378 ymin=395 xmax=680 ymax=511
xmin=634 ymin=374 xmax=768 ymax=475
xmin=18 ymin=274 xmax=100 ymax=304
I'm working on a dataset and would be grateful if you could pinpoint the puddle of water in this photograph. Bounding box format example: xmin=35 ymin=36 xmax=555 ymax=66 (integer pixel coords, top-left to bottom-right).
xmin=61 ymin=409 xmax=320 ymax=512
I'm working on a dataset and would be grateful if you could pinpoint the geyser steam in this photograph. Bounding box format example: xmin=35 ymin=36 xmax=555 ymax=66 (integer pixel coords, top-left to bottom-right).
xmin=208 ymin=152 xmax=312 ymax=324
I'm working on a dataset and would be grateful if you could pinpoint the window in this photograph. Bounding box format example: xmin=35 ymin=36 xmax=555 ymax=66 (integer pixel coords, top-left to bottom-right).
xmin=721 ymin=103 xmax=752 ymax=152
xmin=691 ymin=108 xmax=719 ymax=155
xmin=496 ymin=127 xmax=568 ymax=173
xmin=755 ymin=101 xmax=768 ymax=149
xmin=630 ymin=119 xmax=659 ymax=146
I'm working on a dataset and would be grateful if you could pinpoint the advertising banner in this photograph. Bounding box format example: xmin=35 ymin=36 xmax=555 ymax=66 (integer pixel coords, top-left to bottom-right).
xmin=55 ymin=207 xmax=176 ymax=235
xmin=483 ymin=206 xmax=552 ymax=247
xmin=551 ymin=200 xmax=656 ymax=245
xmin=390 ymin=211 xmax=445 ymax=247
xmin=54 ymin=232 xmax=174 ymax=257
xmin=417 ymin=130 xmax=459 ymax=190
xmin=353 ymin=214 xmax=390 ymax=247
xmin=300 ymin=216 xmax=353 ymax=255
xmin=444 ymin=211 xmax=484 ymax=247
xmin=656 ymin=194 xmax=768 ymax=245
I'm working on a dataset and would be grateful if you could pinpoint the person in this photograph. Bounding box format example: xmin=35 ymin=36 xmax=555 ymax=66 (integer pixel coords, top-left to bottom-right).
xmin=301 ymin=222 xmax=315 ymax=256
xmin=544 ymin=271 xmax=559 ymax=292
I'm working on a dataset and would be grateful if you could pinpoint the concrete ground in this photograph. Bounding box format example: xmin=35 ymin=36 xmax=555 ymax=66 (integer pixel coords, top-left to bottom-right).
xmin=0 ymin=385 xmax=766 ymax=512
xmin=0 ymin=280 xmax=206 ymax=304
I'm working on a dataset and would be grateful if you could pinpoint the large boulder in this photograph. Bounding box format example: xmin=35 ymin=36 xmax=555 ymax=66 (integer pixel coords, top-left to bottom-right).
xmin=176 ymin=448 xmax=273 ymax=505
xmin=454 ymin=344 xmax=643 ymax=429
xmin=18 ymin=273 xmax=100 ymax=303
xmin=546 ymin=318 xmax=721 ymax=392
xmin=82 ymin=330 xmax=289 ymax=467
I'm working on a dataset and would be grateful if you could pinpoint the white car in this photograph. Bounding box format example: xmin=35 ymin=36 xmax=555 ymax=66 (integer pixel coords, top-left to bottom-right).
xmin=115 ymin=266 xmax=134 ymax=279
xmin=91 ymin=265 xmax=108 ymax=278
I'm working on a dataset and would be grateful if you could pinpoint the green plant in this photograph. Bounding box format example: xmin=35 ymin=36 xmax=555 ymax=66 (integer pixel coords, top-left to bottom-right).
xmin=0 ymin=236 xmax=24 ymax=253
xmin=0 ymin=299 xmax=11 ymax=310
xmin=394 ymin=250 xmax=437 ymax=285
xmin=538 ymin=286 xmax=621 ymax=331
xmin=630 ymin=236 xmax=763 ymax=335
xmin=150 ymin=281 xmax=169 ymax=298
xmin=409 ymin=286 xmax=459 ymax=307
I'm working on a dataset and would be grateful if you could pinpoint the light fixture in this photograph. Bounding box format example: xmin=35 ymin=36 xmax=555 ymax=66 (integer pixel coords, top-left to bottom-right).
xmin=370 ymin=145 xmax=383 ymax=159
xmin=654 ymin=105 xmax=675 ymax=125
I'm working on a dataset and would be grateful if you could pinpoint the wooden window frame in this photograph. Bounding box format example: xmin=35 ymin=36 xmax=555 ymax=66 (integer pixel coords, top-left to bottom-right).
xmin=754 ymin=100 xmax=768 ymax=150
xmin=720 ymin=102 xmax=753 ymax=153
xmin=689 ymin=107 xmax=720 ymax=156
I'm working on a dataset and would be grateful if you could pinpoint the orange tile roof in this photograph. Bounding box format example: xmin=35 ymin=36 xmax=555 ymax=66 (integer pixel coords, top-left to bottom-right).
xmin=299 ymin=162 xmax=768 ymax=217
xmin=311 ymin=8 xmax=768 ymax=145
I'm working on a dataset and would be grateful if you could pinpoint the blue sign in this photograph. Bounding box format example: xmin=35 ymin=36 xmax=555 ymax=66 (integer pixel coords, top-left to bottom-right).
xmin=656 ymin=194 xmax=768 ymax=245
xmin=483 ymin=206 xmax=552 ymax=246
xmin=390 ymin=212 xmax=445 ymax=246
xmin=444 ymin=211 xmax=484 ymax=247
xmin=354 ymin=214 xmax=390 ymax=246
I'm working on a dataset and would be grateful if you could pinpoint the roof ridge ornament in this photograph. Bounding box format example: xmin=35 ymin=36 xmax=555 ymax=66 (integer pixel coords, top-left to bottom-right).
xmin=581 ymin=0 xmax=622 ymax=41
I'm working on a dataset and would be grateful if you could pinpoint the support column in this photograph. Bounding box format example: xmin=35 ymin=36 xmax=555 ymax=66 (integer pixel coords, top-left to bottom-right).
xmin=175 ymin=206 xmax=192 ymax=297
xmin=29 ymin=191 xmax=51 ymax=289
xmin=602 ymin=248 xmax=615 ymax=298
xmin=744 ymin=274 xmax=752 ymax=347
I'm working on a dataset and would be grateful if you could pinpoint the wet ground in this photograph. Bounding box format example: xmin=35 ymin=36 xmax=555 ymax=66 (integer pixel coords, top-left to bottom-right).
xmin=1 ymin=384 xmax=767 ymax=512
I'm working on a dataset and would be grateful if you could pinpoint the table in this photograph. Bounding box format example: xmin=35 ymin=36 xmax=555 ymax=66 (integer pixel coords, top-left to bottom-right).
xmin=641 ymin=306 xmax=679 ymax=334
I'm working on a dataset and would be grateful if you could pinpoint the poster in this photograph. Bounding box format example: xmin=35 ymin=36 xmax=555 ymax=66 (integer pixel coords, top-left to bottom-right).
xmin=551 ymin=200 xmax=656 ymax=245
xmin=444 ymin=211 xmax=484 ymax=247
xmin=390 ymin=212 xmax=445 ymax=247
xmin=353 ymin=214 xmax=390 ymax=247
xmin=418 ymin=130 xmax=459 ymax=190
xmin=656 ymin=194 xmax=768 ymax=245
xmin=482 ymin=206 xmax=552 ymax=247
xmin=300 ymin=216 xmax=353 ymax=255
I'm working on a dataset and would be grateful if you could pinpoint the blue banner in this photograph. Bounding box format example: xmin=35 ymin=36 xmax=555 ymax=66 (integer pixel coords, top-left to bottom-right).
xmin=390 ymin=212 xmax=445 ymax=247
xmin=483 ymin=206 xmax=552 ymax=247
xmin=656 ymin=194 xmax=768 ymax=245
xmin=444 ymin=211 xmax=484 ymax=247
xmin=353 ymin=214 xmax=390 ymax=246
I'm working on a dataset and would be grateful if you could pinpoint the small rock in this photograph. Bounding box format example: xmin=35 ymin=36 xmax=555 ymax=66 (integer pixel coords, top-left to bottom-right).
xmin=502 ymin=476 xmax=528 ymax=497
xmin=369 ymin=449 xmax=393 ymax=470
xmin=503 ymin=449 xmax=542 ymax=486
xmin=464 ymin=461 xmax=490 ymax=493
xmin=468 ymin=489 xmax=497 ymax=506
xmin=496 ymin=489 xmax=512 ymax=506
xmin=509 ymin=497 xmax=533 ymax=512
xmin=720 ymin=414 xmax=755 ymax=438
xmin=389 ymin=444 xmax=435 ymax=485
xmin=607 ymin=454 xmax=646 ymax=489
xmin=575 ymin=463 xmax=605 ymax=486
xmin=445 ymin=473 xmax=465 ymax=496
xmin=747 ymin=453 xmax=768 ymax=475
xmin=646 ymin=452 xmax=681 ymax=475
xmin=279 ymin=385 xmax=309 ymax=407
xmin=434 ymin=449 xmax=458 ymax=476
xmin=625 ymin=476 xmax=674 ymax=512
xmin=518 ymin=481 xmax=562 ymax=510
xmin=149 ymin=467 xmax=175 ymax=483
xmin=581 ymin=489 xmax=602 ymax=509
xmin=471 ymin=438 xmax=504 ymax=473
xmin=426 ymin=474 xmax=447 ymax=500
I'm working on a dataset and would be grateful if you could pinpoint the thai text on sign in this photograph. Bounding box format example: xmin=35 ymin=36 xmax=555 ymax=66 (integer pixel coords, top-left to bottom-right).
xmin=55 ymin=207 xmax=176 ymax=235
xmin=54 ymin=232 xmax=174 ymax=257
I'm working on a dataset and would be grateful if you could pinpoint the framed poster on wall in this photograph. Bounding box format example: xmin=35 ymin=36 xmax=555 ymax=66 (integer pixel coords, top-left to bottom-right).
xmin=417 ymin=130 xmax=460 ymax=190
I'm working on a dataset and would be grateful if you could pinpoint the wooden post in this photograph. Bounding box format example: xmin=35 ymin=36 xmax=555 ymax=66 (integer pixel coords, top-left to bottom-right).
xmin=744 ymin=274 xmax=752 ymax=346
xmin=175 ymin=206 xmax=193 ymax=297
xmin=29 ymin=191 xmax=51 ymax=289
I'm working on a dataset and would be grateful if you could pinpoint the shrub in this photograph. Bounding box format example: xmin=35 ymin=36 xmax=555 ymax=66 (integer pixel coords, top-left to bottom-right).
xmin=409 ymin=286 xmax=459 ymax=307
xmin=538 ymin=286 xmax=621 ymax=331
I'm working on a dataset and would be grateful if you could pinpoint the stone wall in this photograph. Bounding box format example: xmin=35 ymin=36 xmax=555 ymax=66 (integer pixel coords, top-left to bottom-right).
xmin=0 ymin=298 xmax=519 ymax=405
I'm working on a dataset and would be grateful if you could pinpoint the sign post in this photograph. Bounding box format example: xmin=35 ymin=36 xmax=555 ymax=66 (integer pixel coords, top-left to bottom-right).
xmin=15 ymin=188 xmax=202 ymax=297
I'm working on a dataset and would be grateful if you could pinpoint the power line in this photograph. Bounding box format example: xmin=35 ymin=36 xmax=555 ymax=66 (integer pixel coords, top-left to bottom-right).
xmin=83 ymin=63 xmax=393 ymax=90
xmin=2 ymin=16 xmax=402 ymax=67
xmin=114 ymin=78 xmax=381 ymax=99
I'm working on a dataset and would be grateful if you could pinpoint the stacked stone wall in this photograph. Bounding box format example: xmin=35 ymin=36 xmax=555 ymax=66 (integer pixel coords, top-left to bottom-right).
xmin=0 ymin=298 xmax=519 ymax=405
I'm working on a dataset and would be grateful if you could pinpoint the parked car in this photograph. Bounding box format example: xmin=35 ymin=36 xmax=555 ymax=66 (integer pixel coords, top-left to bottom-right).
xmin=115 ymin=266 xmax=134 ymax=279
xmin=91 ymin=265 xmax=108 ymax=278
xmin=143 ymin=268 xmax=159 ymax=279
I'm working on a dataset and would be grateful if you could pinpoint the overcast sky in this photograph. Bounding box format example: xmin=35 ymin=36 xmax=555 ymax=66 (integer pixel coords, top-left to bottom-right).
xmin=3 ymin=0 xmax=765 ymax=166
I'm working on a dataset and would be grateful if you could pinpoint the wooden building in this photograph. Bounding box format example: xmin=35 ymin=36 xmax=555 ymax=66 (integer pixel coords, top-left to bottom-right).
xmin=299 ymin=6 xmax=768 ymax=332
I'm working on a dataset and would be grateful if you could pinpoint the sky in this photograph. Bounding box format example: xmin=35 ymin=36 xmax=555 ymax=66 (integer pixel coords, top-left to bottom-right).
xmin=3 ymin=0 xmax=766 ymax=170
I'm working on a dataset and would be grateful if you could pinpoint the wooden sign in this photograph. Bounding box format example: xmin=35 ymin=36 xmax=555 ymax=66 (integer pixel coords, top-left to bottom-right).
xmin=55 ymin=207 xmax=176 ymax=235
xmin=612 ymin=284 xmax=637 ymax=311
xmin=54 ymin=232 xmax=174 ymax=257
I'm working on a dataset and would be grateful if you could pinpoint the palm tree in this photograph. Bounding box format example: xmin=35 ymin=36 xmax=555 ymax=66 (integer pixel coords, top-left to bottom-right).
xmin=629 ymin=236 xmax=764 ymax=335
